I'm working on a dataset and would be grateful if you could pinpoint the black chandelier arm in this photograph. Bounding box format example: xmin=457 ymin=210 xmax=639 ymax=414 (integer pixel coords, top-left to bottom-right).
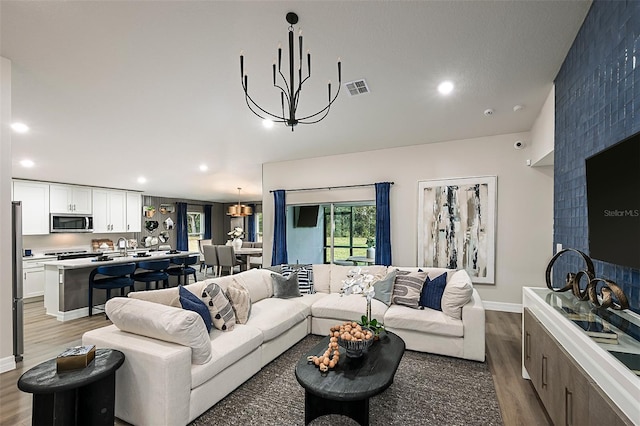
xmin=296 ymin=83 xmax=341 ymax=122
xmin=244 ymin=91 xmax=286 ymax=121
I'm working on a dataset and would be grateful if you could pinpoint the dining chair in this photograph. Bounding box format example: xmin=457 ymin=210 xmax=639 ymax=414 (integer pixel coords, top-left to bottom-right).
xmin=88 ymin=262 xmax=136 ymax=318
xmin=203 ymin=244 xmax=220 ymax=277
xmin=198 ymin=239 xmax=212 ymax=272
xmin=132 ymin=259 xmax=170 ymax=290
xmin=216 ymin=245 xmax=243 ymax=275
xmin=167 ymin=256 xmax=198 ymax=285
xmin=241 ymin=241 xmax=254 ymax=248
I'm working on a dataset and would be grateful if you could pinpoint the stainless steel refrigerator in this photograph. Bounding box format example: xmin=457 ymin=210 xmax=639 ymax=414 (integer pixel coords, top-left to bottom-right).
xmin=12 ymin=201 xmax=24 ymax=362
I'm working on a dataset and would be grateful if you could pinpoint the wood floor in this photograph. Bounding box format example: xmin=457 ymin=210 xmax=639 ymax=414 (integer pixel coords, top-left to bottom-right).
xmin=0 ymin=301 xmax=550 ymax=425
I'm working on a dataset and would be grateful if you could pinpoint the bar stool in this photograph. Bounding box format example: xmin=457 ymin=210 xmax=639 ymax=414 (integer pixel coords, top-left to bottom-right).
xmin=167 ymin=256 xmax=198 ymax=285
xmin=132 ymin=259 xmax=170 ymax=290
xmin=88 ymin=263 xmax=136 ymax=317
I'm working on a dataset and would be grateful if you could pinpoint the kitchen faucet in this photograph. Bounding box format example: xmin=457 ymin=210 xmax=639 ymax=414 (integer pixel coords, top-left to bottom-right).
xmin=116 ymin=237 xmax=129 ymax=256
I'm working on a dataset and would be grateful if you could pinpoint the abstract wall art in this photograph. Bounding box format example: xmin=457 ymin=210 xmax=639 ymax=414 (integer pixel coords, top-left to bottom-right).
xmin=418 ymin=176 xmax=497 ymax=284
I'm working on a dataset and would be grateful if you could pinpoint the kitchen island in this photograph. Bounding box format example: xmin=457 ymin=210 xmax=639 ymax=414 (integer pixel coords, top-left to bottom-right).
xmin=43 ymin=250 xmax=200 ymax=321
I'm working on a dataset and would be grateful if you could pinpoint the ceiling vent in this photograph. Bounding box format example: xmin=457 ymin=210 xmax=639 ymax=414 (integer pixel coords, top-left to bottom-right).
xmin=345 ymin=79 xmax=370 ymax=96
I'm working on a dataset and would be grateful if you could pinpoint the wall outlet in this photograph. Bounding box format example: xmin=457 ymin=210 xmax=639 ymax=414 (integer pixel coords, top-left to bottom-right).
xmin=556 ymin=243 xmax=563 ymax=253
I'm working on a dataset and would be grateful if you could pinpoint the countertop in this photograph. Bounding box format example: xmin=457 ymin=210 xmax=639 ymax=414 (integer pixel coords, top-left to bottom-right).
xmin=42 ymin=250 xmax=200 ymax=270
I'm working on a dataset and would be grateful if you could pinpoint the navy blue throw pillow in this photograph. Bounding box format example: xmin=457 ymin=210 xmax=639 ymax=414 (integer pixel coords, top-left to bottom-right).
xmin=179 ymin=285 xmax=213 ymax=333
xmin=419 ymin=272 xmax=447 ymax=311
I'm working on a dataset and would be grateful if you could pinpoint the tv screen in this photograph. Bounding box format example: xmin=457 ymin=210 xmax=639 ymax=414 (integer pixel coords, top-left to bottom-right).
xmin=586 ymin=132 xmax=640 ymax=269
xmin=295 ymin=205 xmax=319 ymax=228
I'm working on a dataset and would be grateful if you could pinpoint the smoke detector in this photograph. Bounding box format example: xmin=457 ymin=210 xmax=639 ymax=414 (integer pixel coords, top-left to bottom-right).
xmin=345 ymin=79 xmax=370 ymax=96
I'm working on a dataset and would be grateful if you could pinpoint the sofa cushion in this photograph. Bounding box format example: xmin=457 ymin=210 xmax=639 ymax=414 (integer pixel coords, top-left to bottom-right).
xmin=105 ymin=297 xmax=212 ymax=364
xmin=202 ymin=282 xmax=236 ymax=331
xmin=373 ymin=270 xmax=397 ymax=306
xmin=272 ymin=271 xmax=302 ymax=299
xmin=179 ymin=286 xmax=212 ymax=333
xmin=311 ymin=293 xmax=389 ymax=323
xmin=232 ymin=269 xmax=274 ymax=303
xmin=282 ymin=264 xmax=314 ymax=294
xmin=311 ymin=264 xmax=331 ymax=293
xmin=191 ymin=324 xmax=263 ymax=389
xmin=392 ymin=270 xmax=427 ymax=308
xmin=419 ymin=272 xmax=447 ymax=311
xmin=245 ymin=298 xmax=310 ymax=341
xmin=225 ymin=281 xmax=252 ymax=324
xmin=384 ymin=304 xmax=463 ymax=337
xmin=441 ymin=270 xmax=473 ymax=319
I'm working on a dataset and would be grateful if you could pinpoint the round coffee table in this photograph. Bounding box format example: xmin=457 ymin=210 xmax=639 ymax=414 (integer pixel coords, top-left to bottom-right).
xmin=295 ymin=331 xmax=405 ymax=425
xmin=18 ymin=348 xmax=125 ymax=426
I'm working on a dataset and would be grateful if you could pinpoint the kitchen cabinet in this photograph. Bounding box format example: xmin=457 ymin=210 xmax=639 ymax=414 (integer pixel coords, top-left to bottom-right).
xmin=126 ymin=192 xmax=142 ymax=232
xmin=12 ymin=180 xmax=50 ymax=235
xmin=49 ymin=184 xmax=92 ymax=214
xmin=93 ymin=189 xmax=127 ymax=233
xmin=23 ymin=259 xmax=46 ymax=298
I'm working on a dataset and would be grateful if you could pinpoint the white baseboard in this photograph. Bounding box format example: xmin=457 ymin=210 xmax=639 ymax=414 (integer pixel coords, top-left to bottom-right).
xmin=483 ymin=301 xmax=522 ymax=313
xmin=57 ymin=307 xmax=91 ymax=322
xmin=0 ymin=355 xmax=16 ymax=373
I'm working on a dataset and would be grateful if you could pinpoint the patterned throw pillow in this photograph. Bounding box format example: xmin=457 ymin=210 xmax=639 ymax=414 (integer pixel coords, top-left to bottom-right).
xmin=419 ymin=272 xmax=448 ymax=311
xmin=272 ymin=271 xmax=302 ymax=299
xmin=281 ymin=264 xmax=314 ymax=294
xmin=392 ymin=270 xmax=428 ymax=308
xmin=202 ymin=283 xmax=236 ymax=331
xmin=225 ymin=282 xmax=252 ymax=324
xmin=179 ymin=286 xmax=213 ymax=333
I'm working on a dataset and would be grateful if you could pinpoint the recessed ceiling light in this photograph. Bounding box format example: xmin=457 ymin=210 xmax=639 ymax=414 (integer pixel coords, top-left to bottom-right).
xmin=437 ymin=81 xmax=454 ymax=95
xmin=20 ymin=159 xmax=34 ymax=168
xmin=262 ymin=119 xmax=274 ymax=129
xmin=11 ymin=122 xmax=29 ymax=133
xmin=137 ymin=176 xmax=147 ymax=184
xmin=199 ymin=164 xmax=208 ymax=172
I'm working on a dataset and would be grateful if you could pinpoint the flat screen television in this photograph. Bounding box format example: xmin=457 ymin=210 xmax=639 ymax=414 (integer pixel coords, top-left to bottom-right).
xmin=294 ymin=205 xmax=319 ymax=228
xmin=585 ymin=131 xmax=640 ymax=269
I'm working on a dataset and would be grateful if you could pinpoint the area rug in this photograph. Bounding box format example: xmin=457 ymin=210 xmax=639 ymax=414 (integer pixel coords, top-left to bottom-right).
xmin=190 ymin=335 xmax=503 ymax=425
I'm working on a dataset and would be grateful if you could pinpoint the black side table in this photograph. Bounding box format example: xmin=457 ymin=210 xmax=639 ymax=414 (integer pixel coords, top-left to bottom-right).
xmin=18 ymin=349 xmax=125 ymax=426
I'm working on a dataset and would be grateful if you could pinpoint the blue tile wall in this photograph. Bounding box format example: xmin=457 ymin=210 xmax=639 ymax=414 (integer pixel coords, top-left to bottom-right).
xmin=554 ymin=0 xmax=640 ymax=314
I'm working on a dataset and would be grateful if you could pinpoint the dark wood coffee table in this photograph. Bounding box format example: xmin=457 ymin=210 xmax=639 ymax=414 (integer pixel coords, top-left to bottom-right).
xmin=295 ymin=331 xmax=405 ymax=426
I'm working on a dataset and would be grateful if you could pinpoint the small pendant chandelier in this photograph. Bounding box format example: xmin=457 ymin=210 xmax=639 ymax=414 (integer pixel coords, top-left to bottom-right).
xmin=240 ymin=12 xmax=342 ymax=131
xmin=227 ymin=187 xmax=253 ymax=217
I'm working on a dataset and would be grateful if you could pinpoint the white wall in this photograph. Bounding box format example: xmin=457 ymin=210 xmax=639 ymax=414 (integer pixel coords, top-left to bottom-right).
xmin=530 ymin=85 xmax=555 ymax=166
xmin=1 ymin=57 xmax=15 ymax=372
xmin=262 ymin=131 xmax=554 ymax=307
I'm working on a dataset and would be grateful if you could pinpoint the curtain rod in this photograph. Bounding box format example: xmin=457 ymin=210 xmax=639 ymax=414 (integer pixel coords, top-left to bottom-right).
xmin=269 ymin=182 xmax=394 ymax=193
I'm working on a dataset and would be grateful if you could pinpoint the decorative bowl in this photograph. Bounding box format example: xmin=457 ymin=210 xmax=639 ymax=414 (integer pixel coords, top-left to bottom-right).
xmin=337 ymin=327 xmax=374 ymax=358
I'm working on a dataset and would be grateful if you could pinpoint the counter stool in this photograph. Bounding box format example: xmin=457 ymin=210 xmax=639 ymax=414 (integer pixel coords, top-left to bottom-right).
xmin=167 ymin=256 xmax=198 ymax=285
xmin=88 ymin=263 xmax=136 ymax=317
xmin=132 ymin=259 xmax=170 ymax=290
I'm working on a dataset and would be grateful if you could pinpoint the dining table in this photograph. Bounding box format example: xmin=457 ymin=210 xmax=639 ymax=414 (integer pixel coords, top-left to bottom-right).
xmin=234 ymin=247 xmax=263 ymax=271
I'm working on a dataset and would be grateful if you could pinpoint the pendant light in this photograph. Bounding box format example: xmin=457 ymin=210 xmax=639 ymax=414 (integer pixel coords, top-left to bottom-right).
xmin=227 ymin=187 xmax=253 ymax=217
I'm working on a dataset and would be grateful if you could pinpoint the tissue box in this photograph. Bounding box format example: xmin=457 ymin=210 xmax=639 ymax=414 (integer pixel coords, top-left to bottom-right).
xmin=56 ymin=345 xmax=96 ymax=372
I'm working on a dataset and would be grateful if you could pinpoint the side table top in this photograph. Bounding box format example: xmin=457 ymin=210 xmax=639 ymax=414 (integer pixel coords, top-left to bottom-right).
xmin=18 ymin=349 xmax=125 ymax=394
xmin=295 ymin=331 xmax=405 ymax=401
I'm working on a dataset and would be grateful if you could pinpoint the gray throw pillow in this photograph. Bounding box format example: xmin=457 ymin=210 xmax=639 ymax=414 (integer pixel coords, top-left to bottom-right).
xmin=373 ymin=270 xmax=397 ymax=306
xmin=225 ymin=282 xmax=252 ymax=324
xmin=272 ymin=271 xmax=302 ymax=299
xmin=392 ymin=270 xmax=428 ymax=308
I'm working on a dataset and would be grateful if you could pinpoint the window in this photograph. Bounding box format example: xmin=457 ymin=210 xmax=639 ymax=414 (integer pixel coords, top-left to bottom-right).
xmin=323 ymin=204 xmax=375 ymax=263
xmin=255 ymin=212 xmax=263 ymax=242
xmin=187 ymin=211 xmax=204 ymax=252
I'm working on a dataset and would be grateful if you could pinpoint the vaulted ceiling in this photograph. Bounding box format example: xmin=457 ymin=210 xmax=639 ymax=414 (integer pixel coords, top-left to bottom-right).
xmin=2 ymin=1 xmax=591 ymax=202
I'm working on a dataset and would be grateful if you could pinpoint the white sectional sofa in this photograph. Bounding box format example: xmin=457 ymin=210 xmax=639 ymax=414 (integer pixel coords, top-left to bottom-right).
xmin=82 ymin=265 xmax=485 ymax=426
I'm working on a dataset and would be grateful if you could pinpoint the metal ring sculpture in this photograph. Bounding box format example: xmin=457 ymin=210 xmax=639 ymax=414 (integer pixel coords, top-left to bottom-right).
xmin=545 ymin=248 xmax=629 ymax=310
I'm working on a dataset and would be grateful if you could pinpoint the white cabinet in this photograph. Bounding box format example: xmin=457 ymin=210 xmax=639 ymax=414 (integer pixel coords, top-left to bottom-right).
xmin=49 ymin=184 xmax=92 ymax=213
xmin=23 ymin=259 xmax=45 ymax=298
xmin=126 ymin=192 xmax=142 ymax=232
xmin=12 ymin=181 xmax=50 ymax=235
xmin=93 ymin=189 xmax=127 ymax=233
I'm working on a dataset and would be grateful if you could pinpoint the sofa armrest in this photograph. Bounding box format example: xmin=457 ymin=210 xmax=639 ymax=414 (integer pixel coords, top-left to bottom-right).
xmin=83 ymin=325 xmax=192 ymax=426
xmin=461 ymin=289 xmax=486 ymax=362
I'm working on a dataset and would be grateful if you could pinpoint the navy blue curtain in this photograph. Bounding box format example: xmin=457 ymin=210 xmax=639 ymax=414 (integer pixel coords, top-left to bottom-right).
xmin=203 ymin=204 xmax=212 ymax=240
xmin=247 ymin=204 xmax=256 ymax=242
xmin=176 ymin=202 xmax=188 ymax=251
xmin=272 ymin=190 xmax=288 ymax=265
xmin=375 ymin=182 xmax=392 ymax=266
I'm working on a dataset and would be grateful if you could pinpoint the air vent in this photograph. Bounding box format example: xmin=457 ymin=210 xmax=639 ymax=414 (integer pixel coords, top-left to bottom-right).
xmin=345 ymin=79 xmax=370 ymax=96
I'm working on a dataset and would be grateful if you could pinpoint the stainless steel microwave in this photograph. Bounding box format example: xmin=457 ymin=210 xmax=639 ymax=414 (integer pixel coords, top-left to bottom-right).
xmin=50 ymin=214 xmax=94 ymax=233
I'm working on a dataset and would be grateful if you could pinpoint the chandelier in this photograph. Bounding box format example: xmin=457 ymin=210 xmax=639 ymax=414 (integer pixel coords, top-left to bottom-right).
xmin=227 ymin=188 xmax=253 ymax=217
xmin=240 ymin=12 xmax=342 ymax=131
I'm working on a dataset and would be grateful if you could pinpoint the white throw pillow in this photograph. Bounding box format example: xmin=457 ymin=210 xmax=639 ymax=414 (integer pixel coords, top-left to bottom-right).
xmin=106 ymin=297 xmax=212 ymax=364
xmin=441 ymin=270 xmax=473 ymax=319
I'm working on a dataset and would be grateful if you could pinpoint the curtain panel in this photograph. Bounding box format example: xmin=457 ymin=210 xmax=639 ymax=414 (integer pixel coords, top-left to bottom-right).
xmin=203 ymin=204 xmax=212 ymax=240
xmin=375 ymin=182 xmax=392 ymax=266
xmin=247 ymin=203 xmax=256 ymax=242
xmin=176 ymin=202 xmax=189 ymax=251
xmin=272 ymin=190 xmax=288 ymax=265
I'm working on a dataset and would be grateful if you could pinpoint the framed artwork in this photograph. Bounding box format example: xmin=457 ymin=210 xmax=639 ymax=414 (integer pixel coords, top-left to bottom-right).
xmin=417 ymin=176 xmax=497 ymax=284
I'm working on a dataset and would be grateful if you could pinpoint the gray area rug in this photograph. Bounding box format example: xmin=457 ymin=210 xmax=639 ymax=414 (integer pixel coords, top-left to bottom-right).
xmin=190 ymin=335 xmax=502 ymax=426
